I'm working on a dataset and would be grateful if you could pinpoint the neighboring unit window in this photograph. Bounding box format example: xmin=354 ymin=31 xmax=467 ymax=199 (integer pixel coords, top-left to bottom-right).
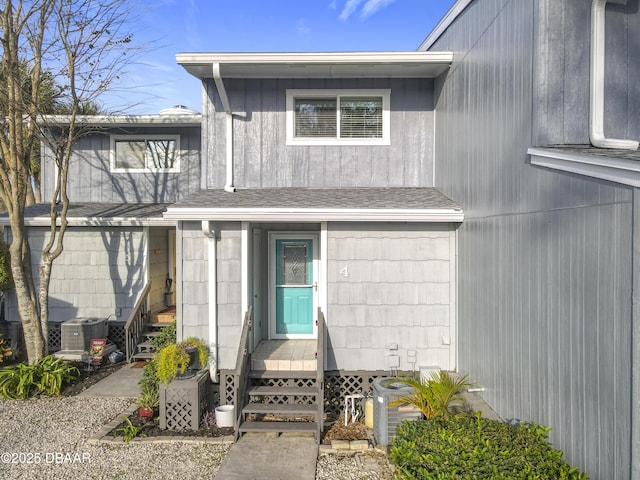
xmin=111 ymin=136 xmax=179 ymax=172
xmin=287 ymin=89 xmax=390 ymax=145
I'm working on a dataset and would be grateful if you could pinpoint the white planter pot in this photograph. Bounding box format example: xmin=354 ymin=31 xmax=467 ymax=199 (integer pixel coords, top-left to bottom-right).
xmin=215 ymin=405 xmax=234 ymax=428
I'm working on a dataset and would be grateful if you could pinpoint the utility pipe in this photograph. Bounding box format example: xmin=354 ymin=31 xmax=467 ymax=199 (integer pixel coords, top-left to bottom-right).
xmin=590 ymin=0 xmax=639 ymax=150
xmin=201 ymin=220 xmax=219 ymax=382
xmin=212 ymin=63 xmax=236 ymax=192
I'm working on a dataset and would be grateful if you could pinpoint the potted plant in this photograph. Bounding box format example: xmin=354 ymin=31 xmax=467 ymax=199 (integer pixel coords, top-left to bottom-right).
xmin=137 ymin=388 xmax=159 ymax=419
xmin=156 ymin=337 xmax=208 ymax=384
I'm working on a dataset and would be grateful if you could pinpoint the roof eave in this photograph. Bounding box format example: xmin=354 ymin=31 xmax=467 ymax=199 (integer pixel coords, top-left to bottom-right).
xmin=163 ymin=207 xmax=464 ymax=223
xmin=176 ymin=51 xmax=453 ymax=79
xmin=42 ymin=114 xmax=202 ymax=127
xmin=0 ymin=217 xmax=174 ymax=227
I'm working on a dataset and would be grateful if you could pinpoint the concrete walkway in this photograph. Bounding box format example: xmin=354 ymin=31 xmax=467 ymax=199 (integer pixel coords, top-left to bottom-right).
xmin=215 ymin=434 xmax=318 ymax=480
xmin=77 ymin=363 xmax=143 ymax=398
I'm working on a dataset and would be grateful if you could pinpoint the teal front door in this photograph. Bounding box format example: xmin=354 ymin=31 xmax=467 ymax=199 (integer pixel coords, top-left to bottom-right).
xmin=271 ymin=235 xmax=317 ymax=338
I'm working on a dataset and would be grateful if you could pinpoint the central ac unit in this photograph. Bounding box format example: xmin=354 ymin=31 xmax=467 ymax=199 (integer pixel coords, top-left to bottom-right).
xmin=60 ymin=317 xmax=108 ymax=351
xmin=372 ymin=377 xmax=422 ymax=446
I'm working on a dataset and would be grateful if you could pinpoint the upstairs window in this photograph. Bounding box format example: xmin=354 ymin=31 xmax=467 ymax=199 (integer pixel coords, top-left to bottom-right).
xmin=111 ymin=135 xmax=180 ymax=172
xmin=286 ymin=89 xmax=390 ymax=145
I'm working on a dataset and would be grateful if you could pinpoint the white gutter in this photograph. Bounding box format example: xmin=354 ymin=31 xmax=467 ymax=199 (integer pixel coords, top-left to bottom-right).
xmin=212 ymin=63 xmax=236 ymax=192
xmin=165 ymin=208 xmax=464 ymax=223
xmin=201 ymin=220 xmax=219 ymax=382
xmin=590 ymin=0 xmax=639 ymax=150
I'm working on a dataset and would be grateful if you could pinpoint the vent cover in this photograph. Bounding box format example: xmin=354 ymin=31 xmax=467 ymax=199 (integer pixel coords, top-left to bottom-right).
xmin=60 ymin=317 xmax=108 ymax=351
xmin=372 ymin=377 xmax=422 ymax=446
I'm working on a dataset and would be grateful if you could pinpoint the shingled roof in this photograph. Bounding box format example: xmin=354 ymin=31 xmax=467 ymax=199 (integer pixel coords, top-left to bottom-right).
xmin=165 ymin=187 xmax=463 ymax=222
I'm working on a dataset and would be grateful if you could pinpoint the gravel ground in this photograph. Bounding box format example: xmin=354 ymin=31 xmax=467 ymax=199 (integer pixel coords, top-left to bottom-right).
xmin=0 ymin=396 xmax=393 ymax=480
xmin=0 ymin=397 xmax=229 ymax=480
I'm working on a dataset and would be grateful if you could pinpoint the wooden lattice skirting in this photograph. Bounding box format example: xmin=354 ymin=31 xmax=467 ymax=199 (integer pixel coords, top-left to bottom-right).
xmin=219 ymin=369 xmax=394 ymax=419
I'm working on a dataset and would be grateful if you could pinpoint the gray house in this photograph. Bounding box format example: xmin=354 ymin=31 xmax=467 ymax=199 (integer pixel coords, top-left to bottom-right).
xmin=2 ymin=0 xmax=639 ymax=477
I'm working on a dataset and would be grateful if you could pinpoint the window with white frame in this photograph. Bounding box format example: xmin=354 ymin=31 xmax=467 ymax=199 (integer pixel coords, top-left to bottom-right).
xmin=286 ymin=89 xmax=390 ymax=145
xmin=111 ymin=135 xmax=180 ymax=172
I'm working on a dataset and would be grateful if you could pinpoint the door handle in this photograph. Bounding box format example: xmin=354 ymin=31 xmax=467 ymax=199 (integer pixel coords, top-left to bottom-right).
xmin=313 ymin=282 xmax=318 ymax=291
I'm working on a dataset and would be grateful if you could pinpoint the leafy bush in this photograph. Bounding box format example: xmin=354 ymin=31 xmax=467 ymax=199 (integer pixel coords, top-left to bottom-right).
xmin=115 ymin=415 xmax=145 ymax=443
xmin=156 ymin=337 xmax=208 ymax=384
xmin=0 ymin=355 xmax=79 ymax=399
xmin=390 ymin=414 xmax=588 ymax=479
xmin=138 ymin=357 xmax=159 ymax=395
xmin=391 ymin=371 xmax=475 ymax=420
xmin=151 ymin=321 xmax=176 ymax=351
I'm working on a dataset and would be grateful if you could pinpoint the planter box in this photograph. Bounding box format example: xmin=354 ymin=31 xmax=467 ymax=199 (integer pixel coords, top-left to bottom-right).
xmin=160 ymin=369 xmax=210 ymax=431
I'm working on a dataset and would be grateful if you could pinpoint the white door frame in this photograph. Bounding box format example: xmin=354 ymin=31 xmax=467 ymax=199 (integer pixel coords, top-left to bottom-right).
xmin=268 ymin=232 xmax=319 ymax=339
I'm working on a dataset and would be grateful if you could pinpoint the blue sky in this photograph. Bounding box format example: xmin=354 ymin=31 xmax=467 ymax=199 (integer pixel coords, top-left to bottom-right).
xmin=105 ymin=0 xmax=455 ymax=114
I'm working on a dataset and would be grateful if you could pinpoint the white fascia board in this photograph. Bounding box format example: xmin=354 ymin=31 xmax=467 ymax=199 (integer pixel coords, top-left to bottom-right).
xmin=42 ymin=114 xmax=202 ymax=127
xmin=528 ymin=147 xmax=640 ymax=187
xmin=163 ymin=208 xmax=464 ymax=223
xmin=176 ymin=51 xmax=453 ymax=65
xmin=176 ymin=51 xmax=453 ymax=79
xmin=0 ymin=217 xmax=175 ymax=227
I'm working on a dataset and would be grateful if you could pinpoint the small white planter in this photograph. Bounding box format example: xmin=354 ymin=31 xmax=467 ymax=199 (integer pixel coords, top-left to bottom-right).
xmin=215 ymin=405 xmax=235 ymax=428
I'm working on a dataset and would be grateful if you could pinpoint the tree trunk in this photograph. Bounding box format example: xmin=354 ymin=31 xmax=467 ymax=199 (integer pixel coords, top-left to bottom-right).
xmin=9 ymin=228 xmax=44 ymax=365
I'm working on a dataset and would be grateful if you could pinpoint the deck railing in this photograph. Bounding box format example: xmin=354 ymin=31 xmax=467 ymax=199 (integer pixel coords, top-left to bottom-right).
xmin=316 ymin=307 xmax=325 ymax=441
xmin=124 ymin=282 xmax=151 ymax=362
xmin=233 ymin=306 xmax=253 ymax=440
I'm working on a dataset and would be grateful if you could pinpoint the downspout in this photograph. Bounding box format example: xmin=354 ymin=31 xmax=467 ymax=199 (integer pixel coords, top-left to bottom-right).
xmin=202 ymin=220 xmax=218 ymax=382
xmin=212 ymin=63 xmax=236 ymax=192
xmin=633 ymin=191 xmax=640 ymax=480
xmin=590 ymin=0 xmax=639 ymax=150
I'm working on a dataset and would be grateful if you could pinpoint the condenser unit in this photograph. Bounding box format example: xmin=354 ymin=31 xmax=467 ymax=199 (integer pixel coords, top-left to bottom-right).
xmin=60 ymin=317 xmax=108 ymax=351
xmin=372 ymin=377 xmax=422 ymax=446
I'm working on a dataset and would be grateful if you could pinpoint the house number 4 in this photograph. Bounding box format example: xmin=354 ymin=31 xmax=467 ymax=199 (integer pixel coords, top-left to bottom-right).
xmin=340 ymin=266 xmax=349 ymax=277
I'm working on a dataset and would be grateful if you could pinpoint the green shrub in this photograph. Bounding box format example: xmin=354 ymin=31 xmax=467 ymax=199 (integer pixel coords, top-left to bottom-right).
xmin=156 ymin=337 xmax=208 ymax=384
xmin=151 ymin=321 xmax=176 ymax=351
xmin=138 ymin=357 xmax=159 ymax=398
xmin=390 ymin=371 xmax=475 ymax=420
xmin=390 ymin=414 xmax=588 ymax=480
xmin=0 ymin=355 xmax=79 ymax=399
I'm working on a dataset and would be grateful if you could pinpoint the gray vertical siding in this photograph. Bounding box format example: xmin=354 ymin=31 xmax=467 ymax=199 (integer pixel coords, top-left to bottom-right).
xmin=428 ymin=0 xmax=633 ymax=477
xmin=326 ymin=223 xmax=456 ymax=372
xmin=6 ymin=227 xmax=146 ymax=323
xmin=41 ymin=126 xmax=201 ymax=204
xmin=202 ymin=78 xmax=435 ymax=189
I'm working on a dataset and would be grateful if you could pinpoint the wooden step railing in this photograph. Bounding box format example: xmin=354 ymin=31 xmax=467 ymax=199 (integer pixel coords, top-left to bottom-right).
xmin=233 ymin=305 xmax=253 ymax=441
xmin=124 ymin=282 xmax=151 ymax=362
xmin=316 ymin=307 xmax=325 ymax=442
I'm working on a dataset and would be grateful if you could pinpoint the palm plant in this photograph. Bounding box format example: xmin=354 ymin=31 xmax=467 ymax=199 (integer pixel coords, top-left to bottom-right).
xmin=390 ymin=371 xmax=475 ymax=420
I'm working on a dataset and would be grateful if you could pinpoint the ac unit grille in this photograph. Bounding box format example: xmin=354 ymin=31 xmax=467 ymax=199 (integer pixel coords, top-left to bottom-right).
xmin=60 ymin=318 xmax=108 ymax=351
xmin=372 ymin=377 xmax=422 ymax=446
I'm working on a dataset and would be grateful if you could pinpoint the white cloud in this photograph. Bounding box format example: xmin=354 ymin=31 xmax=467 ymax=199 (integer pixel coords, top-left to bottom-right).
xmin=297 ymin=18 xmax=311 ymax=35
xmin=360 ymin=0 xmax=397 ymax=19
xmin=339 ymin=0 xmax=364 ymax=21
xmin=328 ymin=1 xmax=337 ymax=10
xmin=338 ymin=0 xmax=396 ymax=21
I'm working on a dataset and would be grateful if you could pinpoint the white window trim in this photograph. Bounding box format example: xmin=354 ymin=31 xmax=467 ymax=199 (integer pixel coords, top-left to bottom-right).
xmin=286 ymin=89 xmax=391 ymax=146
xmin=110 ymin=134 xmax=181 ymax=173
